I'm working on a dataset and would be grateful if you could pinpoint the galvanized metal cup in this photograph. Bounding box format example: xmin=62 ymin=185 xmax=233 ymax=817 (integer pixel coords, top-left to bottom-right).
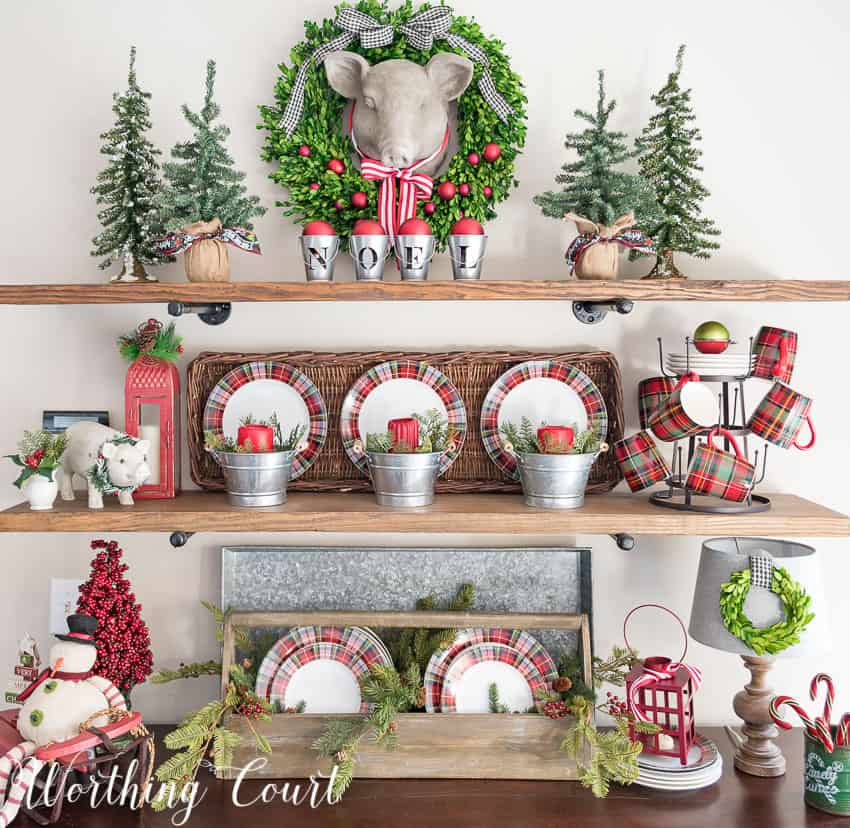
xmin=448 ymin=234 xmax=488 ymax=280
xmin=214 ymin=450 xmax=295 ymax=508
xmin=300 ymin=235 xmax=340 ymax=282
xmin=804 ymin=729 xmax=850 ymax=816
xmin=513 ymin=445 xmax=608 ymax=509
xmin=394 ymin=234 xmax=436 ymax=281
xmin=349 ymin=234 xmax=391 ymax=281
xmin=365 ymin=451 xmax=441 ymax=508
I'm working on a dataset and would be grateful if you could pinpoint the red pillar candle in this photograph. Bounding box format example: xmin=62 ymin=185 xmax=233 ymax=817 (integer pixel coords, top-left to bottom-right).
xmin=237 ymin=425 xmax=274 ymax=452
xmin=388 ymin=417 xmax=419 ymax=452
xmin=538 ymin=425 xmax=575 ymax=454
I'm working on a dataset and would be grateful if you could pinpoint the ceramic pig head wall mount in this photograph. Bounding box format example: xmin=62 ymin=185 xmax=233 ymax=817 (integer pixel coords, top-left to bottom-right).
xmin=324 ymin=50 xmax=473 ymax=176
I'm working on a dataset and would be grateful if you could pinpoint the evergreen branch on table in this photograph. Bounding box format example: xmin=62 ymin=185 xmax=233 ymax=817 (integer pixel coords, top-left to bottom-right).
xmin=591 ymin=646 xmax=639 ymax=688
xmin=150 ymin=660 xmax=222 ymax=684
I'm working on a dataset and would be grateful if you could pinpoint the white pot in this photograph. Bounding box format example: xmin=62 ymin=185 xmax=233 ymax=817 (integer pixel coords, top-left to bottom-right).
xmin=22 ymin=471 xmax=58 ymax=511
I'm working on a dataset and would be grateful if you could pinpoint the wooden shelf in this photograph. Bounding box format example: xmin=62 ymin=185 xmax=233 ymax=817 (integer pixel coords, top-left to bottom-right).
xmin=0 ymin=279 xmax=848 ymax=305
xmin=0 ymin=492 xmax=846 ymax=537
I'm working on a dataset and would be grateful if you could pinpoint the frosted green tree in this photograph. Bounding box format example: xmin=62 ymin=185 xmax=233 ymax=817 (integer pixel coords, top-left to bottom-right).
xmin=158 ymin=60 xmax=265 ymax=232
xmin=636 ymin=46 xmax=720 ymax=278
xmin=534 ymin=71 xmax=659 ymax=229
xmin=91 ymin=47 xmax=169 ymax=282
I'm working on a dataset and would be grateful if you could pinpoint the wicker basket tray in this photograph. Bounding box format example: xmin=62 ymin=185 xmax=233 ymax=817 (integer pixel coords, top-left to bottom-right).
xmin=187 ymin=350 xmax=624 ymax=494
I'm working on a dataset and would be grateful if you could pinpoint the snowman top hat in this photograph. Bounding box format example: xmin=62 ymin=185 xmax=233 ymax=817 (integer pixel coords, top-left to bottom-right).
xmin=55 ymin=613 xmax=97 ymax=648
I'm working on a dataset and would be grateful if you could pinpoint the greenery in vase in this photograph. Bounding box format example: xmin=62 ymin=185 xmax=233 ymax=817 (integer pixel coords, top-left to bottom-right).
xmin=534 ymin=70 xmax=659 ymax=231
xmin=90 ymin=47 xmax=172 ymax=278
xmin=500 ymin=417 xmax=601 ymax=455
xmin=636 ymin=45 xmax=720 ymax=277
xmin=158 ymin=60 xmax=265 ymax=232
xmin=365 ymin=409 xmax=456 ymax=454
xmin=6 ymin=430 xmax=68 ymax=489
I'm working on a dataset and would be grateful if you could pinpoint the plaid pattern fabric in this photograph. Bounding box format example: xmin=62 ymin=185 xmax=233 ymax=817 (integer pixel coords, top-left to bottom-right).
xmin=439 ymin=642 xmax=551 ymax=713
xmin=423 ymin=628 xmax=557 ymax=712
xmin=256 ymin=625 xmax=390 ymax=701
xmin=752 ymin=327 xmax=797 ymax=384
xmin=480 ymin=360 xmax=609 ymax=479
xmin=614 ymin=431 xmax=671 ymax=492
xmin=202 ymin=361 xmax=328 ymax=480
xmin=750 ymin=555 xmax=774 ymax=589
xmin=686 ymin=443 xmax=755 ymax=502
xmin=269 ymin=641 xmax=374 ymax=714
xmin=638 ymin=377 xmax=676 ymax=430
xmin=648 ymin=387 xmax=711 ymax=442
xmin=748 ymin=382 xmax=812 ymax=449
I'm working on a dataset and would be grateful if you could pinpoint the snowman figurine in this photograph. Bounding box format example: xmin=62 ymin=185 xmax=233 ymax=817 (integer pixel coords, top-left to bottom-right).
xmin=0 ymin=615 xmax=126 ymax=825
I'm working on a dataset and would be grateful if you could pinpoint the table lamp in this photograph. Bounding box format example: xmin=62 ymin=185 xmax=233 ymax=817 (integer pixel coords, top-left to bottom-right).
xmin=689 ymin=537 xmax=831 ymax=777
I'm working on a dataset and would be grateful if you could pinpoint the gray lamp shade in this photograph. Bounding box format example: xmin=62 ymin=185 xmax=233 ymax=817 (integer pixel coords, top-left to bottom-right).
xmin=689 ymin=537 xmax=831 ymax=658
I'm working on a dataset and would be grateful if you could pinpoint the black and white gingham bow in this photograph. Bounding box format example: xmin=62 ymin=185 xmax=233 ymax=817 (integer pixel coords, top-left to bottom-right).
xmin=750 ymin=555 xmax=774 ymax=589
xmin=278 ymin=5 xmax=515 ymax=136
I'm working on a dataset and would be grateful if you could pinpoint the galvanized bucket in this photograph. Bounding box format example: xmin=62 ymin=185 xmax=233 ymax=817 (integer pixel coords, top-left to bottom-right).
xmin=805 ymin=729 xmax=850 ymax=816
xmin=365 ymin=451 xmax=441 ymax=508
xmin=300 ymin=235 xmax=340 ymax=281
xmin=215 ymin=450 xmax=295 ymax=508
xmin=394 ymin=234 xmax=436 ymax=281
xmin=514 ymin=446 xmax=608 ymax=509
xmin=349 ymin=234 xmax=391 ymax=281
xmin=448 ymin=234 xmax=488 ymax=280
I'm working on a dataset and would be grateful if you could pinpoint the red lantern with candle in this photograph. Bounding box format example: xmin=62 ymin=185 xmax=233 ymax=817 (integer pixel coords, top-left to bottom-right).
xmin=388 ymin=417 xmax=419 ymax=452
xmin=623 ymin=605 xmax=701 ymax=766
xmin=121 ymin=320 xmax=182 ymax=499
xmin=537 ymin=425 xmax=575 ymax=454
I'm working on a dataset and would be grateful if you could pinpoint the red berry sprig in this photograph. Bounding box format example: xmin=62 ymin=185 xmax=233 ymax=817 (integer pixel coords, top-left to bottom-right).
xmin=543 ymin=700 xmax=571 ymax=719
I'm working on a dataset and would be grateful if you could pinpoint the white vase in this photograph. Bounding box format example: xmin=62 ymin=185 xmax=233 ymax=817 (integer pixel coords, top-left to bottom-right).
xmin=22 ymin=471 xmax=58 ymax=511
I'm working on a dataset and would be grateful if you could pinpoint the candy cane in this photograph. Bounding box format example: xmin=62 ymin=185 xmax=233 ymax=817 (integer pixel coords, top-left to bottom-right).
xmin=770 ymin=695 xmax=819 ymax=734
xmin=810 ymin=672 xmax=835 ymax=728
xmin=837 ymin=714 xmax=850 ymax=748
xmin=816 ymin=718 xmax=835 ymax=753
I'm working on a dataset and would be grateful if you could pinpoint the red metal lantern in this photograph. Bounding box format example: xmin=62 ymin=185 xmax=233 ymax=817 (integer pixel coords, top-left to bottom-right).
xmin=124 ymin=356 xmax=181 ymax=498
xmin=624 ymin=605 xmax=701 ymax=766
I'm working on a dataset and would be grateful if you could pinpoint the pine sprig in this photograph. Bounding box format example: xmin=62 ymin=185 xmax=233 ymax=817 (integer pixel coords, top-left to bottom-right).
xmin=118 ymin=320 xmax=183 ymax=363
xmin=150 ymin=660 xmax=222 ymax=684
xmin=499 ymin=417 xmax=600 ymax=455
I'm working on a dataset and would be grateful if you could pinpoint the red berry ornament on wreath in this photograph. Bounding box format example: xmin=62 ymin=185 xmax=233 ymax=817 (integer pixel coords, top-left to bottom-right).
xmin=483 ymin=142 xmax=502 ymax=162
xmin=351 ymin=191 xmax=368 ymax=209
xmin=298 ymin=145 xmax=311 ymax=157
xmin=467 ymin=152 xmax=480 ymax=166
xmin=423 ymin=201 xmax=436 ymax=216
xmin=327 ymin=158 xmax=345 ymax=175
xmin=438 ymin=181 xmax=457 ymax=201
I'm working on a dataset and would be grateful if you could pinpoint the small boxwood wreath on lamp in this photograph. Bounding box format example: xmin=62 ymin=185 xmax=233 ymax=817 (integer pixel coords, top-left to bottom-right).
xmin=259 ymin=0 xmax=527 ymax=248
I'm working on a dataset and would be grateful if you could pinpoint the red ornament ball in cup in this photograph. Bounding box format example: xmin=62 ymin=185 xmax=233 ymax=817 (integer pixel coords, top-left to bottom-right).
xmin=303 ymin=220 xmax=336 ymax=236
xmin=327 ymin=158 xmax=345 ymax=175
xmin=351 ymin=191 xmax=369 ymax=209
xmin=298 ymin=145 xmax=311 ymax=157
xmin=309 ymin=182 xmax=320 ymax=191
xmin=398 ymin=218 xmax=432 ymax=235
xmin=483 ymin=186 xmax=493 ymax=198
xmin=423 ymin=201 xmax=436 ymax=216
xmin=483 ymin=143 xmax=502 ymax=162
xmin=459 ymin=183 xmax=471 ymax=196
xmin=352 ymin=219 xmax=386 ymax=236
xmin=451 ymin=217 xmax=484 ymax=235
xmin=437 ymin=181 xmax=457 ymax=200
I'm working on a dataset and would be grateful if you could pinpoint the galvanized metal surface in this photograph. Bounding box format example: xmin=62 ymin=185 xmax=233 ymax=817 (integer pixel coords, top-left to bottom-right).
xmin=516 ymin=451 xmax=599 ymax=510
xmin=448 ymin=234 xmax=487 ymax=280
xmin=394 ymin=234 xmax=435 ymax=281
xmin=216 ymin=449 xmax=294 ymax=508
xmin=300 ymin=235 xmax=340 ymax=282
xmin=349 ymin=234 xmax=391 ymax=281
xmin=366 ymin=451 xmax=441 ymax=508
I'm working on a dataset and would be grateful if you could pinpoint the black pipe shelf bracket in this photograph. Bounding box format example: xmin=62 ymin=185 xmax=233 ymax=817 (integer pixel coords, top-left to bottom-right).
xmin=572 ymin=299 xmax=635 ymax=325
xmin=610 ymin=533 xmax=636 ymax=551
xmin=169 ymin=531 xmax=195 ymax=548
xmin=167 ymin=301 xmax=232 ymax=326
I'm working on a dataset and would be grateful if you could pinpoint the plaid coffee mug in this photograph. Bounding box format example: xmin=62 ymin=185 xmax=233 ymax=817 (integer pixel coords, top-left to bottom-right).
xmin=747 ymin=381 xmax=816 ymax=450
xmin=648 ymin=372 xmax=717 ymax=442
xmin=752 ymin=326 xmax=797 ymax=384
xmin=614 ymin=431 xmax=671 ymax=492
xmin=638 ymin=376 xmax=676 ymax=431
xmin=686 ymin=427 xmax=755 ymax=502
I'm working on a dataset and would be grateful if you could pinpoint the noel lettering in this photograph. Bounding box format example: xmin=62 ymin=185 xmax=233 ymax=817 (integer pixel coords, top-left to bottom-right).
xmin=806 ymin=753 xmax=845 ymax=805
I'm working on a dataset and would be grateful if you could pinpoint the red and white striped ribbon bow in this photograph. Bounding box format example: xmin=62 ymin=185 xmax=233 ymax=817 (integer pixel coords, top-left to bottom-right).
xmin=628 ymin=661 xmax=703 ymax=723
xmin=350 ymin=105 xmax=448 ymax=242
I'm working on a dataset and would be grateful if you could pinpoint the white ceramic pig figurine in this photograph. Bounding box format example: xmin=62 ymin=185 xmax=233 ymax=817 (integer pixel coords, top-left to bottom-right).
xmin=60 ymin=422 xmax=151 ymax=509
xmin=324 ymin=51 xmax=473 ymax=176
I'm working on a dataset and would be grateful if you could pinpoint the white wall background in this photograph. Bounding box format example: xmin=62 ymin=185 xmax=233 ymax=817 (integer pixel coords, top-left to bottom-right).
xmin=0 ymin=0 xmax=847 ymax=724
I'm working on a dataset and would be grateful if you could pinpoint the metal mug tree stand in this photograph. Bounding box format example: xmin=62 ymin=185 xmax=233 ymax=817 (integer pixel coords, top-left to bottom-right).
xmin=650 ymin=337 xmax=770 ymax=515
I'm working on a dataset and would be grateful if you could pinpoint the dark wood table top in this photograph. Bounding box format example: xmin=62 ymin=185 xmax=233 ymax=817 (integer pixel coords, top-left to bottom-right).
xmin=49 ymin=726 xmax=843 ymax=827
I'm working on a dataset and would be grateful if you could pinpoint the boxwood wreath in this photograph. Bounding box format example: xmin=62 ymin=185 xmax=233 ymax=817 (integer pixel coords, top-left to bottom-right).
xmin=719 ymin=565 xmax=815 ymax=656
xmin=259 ymin=0 xmax=527 ymax=247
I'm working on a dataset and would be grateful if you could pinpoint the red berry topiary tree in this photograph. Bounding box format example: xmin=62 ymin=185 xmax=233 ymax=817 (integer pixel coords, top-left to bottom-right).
xmin=77 ymin=539 xmax=153 ymax=700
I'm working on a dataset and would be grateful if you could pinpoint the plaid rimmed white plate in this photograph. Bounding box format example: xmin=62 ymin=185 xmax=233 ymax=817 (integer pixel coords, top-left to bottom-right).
xmin=202 ymin=360 xmax=328 ymax=480
xmin=256 ymin=625 xmax=391 ymax=700
xmin=269 ymin=642 xmax=374 ymax=714
xmin=424 ymin=628 xmax=557 ymax=713
xmin=439 ymin=642 xmax=551 ymax=714
xmin=339 ymin=360 xmax=467 ymax=476
xmin=480 ymin=360 xmax=608 ymax=479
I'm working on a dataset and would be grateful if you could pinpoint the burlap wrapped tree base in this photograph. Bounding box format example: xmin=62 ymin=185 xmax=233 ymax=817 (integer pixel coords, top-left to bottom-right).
xmin=182 ymin=218 xmax=231 ymax=282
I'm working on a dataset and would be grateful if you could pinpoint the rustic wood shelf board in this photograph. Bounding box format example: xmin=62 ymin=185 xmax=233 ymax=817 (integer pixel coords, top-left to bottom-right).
xmin=0 ymin=279 xmax=848 ymax=304
xmin=0 ymin=492 xmax=846 ymax=536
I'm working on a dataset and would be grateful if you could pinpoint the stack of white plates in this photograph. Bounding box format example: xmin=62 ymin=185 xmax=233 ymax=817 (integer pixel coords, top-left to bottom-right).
xmin=633 ymin=733 xmax=722 ymax=790
xmin=665 ymin=352 xmax=756 ymax=377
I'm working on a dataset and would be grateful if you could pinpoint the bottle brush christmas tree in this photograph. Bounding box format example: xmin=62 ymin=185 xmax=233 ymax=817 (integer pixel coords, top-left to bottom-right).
xmin=636 ymin=46 xmax=720 ymax=279
xmin=534 ymin=71 xmax=658 ymax=279
xmin=91 ymin=47 xmax=171 ymax=284
xmin=76 ymin=539 xmax=153 ymax=701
